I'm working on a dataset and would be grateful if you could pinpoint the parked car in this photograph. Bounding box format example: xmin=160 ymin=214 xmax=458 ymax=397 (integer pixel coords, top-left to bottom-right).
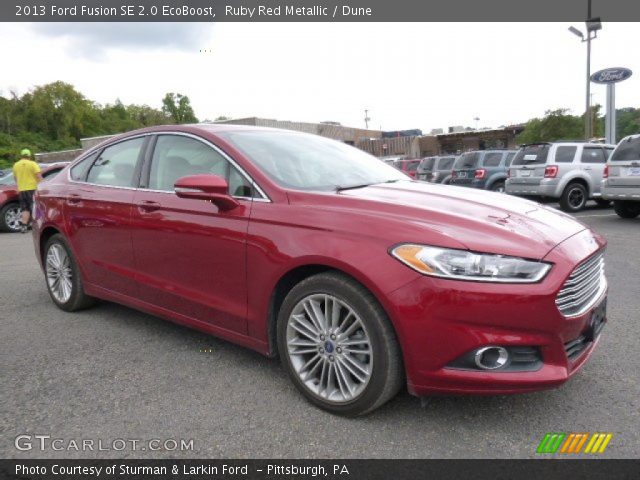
xmin=505 ymin=142 xmax=615 ymax=212
xmin=33 ymin=125 xmax=607 ymax=415
xmin=416 ymin=155 xmax=457 ymax=184
xmin=450 ymin=150 xmax=516 ymax=192
xmin=601 ymin=134 xmax=640 ymax=218
xmin=0 ymin=163 xmax=69 ymax=232
xmin=394 ymin=158 xmax=421 ymax=179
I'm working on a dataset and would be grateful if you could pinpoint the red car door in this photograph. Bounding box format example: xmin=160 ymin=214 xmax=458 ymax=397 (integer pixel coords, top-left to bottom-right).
xmin=129 ymin=134 xmax=253 ymax=334
xmin=64 ymin=137 xmax=147 ymax=297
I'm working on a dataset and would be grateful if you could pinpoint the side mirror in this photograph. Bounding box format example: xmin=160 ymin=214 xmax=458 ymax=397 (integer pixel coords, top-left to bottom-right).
xmin=174 ymin=174 xmax=240 ymax=211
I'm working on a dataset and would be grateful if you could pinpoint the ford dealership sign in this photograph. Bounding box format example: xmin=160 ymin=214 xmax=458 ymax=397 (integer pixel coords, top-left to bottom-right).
xmin=590 ymin=67 xmax=633 ymax=84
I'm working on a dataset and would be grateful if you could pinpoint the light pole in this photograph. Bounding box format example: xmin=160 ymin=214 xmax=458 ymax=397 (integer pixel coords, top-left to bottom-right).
xmin=568 ymin=0 xmax=602 ymax=140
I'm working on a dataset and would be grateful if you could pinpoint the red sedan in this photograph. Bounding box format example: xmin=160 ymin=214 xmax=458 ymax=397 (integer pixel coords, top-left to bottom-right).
xmin=32 ymin=125 xmax=607 ymax=415
xmin=0 ymin=163 xmax=68 ymax=232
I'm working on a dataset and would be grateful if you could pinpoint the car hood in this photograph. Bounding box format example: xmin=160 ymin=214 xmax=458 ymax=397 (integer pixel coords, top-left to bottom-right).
xmin=317 ymin=182 xmax=589 ymax=260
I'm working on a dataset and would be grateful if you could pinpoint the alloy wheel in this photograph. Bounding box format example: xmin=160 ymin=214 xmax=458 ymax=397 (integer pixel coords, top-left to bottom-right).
xmin=568 ymin=187 xmax=586 ymax=209
xmin=286 ymin=294 xmax=373 ymax=404
xmin=4 ymin=206 xmax=21 ymax=232
xmin=46 ymin=244 xmax=73 ymax=303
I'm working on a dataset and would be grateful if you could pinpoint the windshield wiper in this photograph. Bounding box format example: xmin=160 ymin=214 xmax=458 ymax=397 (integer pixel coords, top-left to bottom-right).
xmin=335 ymin=179 xmax=401 ymax=192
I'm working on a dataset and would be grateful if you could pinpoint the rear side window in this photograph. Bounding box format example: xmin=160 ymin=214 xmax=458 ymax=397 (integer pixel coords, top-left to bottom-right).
xmin=505 ymin=152 xmax=515 ymax=166
xmin=554 ymin=146 xmax=577 ymax=163
xmin=581 ymin=147 xmax=606 ymax=164
xmin=70 ymin=152 xmax=98 ymax=181
xmin=87 ymin=137 xmax=145 ymax=187
xmin=611 ymin=137 xmax=640 ymax=161
xmin=438 ymin=157 xmax=455 ymax=170
xmin=511 ymin=144 xmax=550 ymax=166
xmin=482 ymin=152 xmax=503 ymax=167
xmin=454 ymin=152 xmax=479 ymax=169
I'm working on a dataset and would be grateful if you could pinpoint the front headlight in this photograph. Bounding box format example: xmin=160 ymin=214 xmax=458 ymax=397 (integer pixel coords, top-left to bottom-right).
xmin=390 ymin=244 xmax=552 ymax=283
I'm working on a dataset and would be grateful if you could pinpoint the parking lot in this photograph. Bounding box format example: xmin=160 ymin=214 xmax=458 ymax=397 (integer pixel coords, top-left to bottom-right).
xmin=1 ymin=203 xmax=638 ymax=459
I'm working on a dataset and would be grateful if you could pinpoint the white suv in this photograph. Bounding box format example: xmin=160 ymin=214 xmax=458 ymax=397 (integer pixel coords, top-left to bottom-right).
xmin=602 ymin=134 xmax=640 ymax=219
xmin=505 ymin=141 xmax=615 ymax=212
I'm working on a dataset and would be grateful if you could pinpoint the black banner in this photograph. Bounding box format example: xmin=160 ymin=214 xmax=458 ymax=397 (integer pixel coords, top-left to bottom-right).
xmin=2 ymin=459 xmax=640 ymax=480
xmin=3 ymin=0 xmax=640 ymax=22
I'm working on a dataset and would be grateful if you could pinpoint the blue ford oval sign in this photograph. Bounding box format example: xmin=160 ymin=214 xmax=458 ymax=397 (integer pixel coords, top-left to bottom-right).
xmin=591 ymin=67 xmax=633 ymax=84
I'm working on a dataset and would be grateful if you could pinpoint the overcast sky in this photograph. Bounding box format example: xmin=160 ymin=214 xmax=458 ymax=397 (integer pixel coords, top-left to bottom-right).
xmin=1 ymin=22 xmax=638 ymax=133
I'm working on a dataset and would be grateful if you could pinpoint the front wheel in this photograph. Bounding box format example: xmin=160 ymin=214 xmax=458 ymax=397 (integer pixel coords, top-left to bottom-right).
xmin=559 ymin=183 xmax=588 ymax=212
xmin=44 ymin=234 xmax=96 ymax=311
xmin=277 ymin=272 xmax=403 ymax=416
xmin=0 ymin=203 xmax=22 ymax=232
xmin=613 ymin=200 xmax=640 ymax=219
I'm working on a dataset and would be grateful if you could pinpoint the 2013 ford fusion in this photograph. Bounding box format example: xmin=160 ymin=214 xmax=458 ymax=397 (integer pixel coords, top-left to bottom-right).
xmin=33 ymin=125 xmax=608 ymax=415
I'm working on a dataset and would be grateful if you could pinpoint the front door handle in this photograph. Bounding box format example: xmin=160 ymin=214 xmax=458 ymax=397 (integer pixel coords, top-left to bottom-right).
xmin=67 ymin=194 xmax=81 ymax=205
xmin=138 ymin=200 xmax=161 ymax=213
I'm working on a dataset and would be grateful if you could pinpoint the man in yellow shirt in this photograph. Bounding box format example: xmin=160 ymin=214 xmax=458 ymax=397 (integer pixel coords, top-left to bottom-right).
xmin=12 ymin=148 xmax=42 ymax=233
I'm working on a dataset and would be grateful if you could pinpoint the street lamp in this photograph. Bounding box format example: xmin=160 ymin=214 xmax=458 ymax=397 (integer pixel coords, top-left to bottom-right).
xmin=568 ymin=0 xmax=602 ymax=140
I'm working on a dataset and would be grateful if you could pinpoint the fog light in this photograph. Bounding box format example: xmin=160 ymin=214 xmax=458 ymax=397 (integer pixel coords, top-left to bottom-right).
xmin=474 ymin=346 xmax=509 ymax=370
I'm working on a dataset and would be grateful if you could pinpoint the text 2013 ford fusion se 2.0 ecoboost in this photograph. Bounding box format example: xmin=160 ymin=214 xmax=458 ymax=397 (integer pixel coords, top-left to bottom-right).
xmin=32 ymin=124 xmax=608 ymax=415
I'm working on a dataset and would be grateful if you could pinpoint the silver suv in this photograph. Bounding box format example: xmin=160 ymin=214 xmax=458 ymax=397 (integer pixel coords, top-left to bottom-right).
xmin=505 ymin=141 xmax=615 ymax=212
xmin=602 ymin=134 xmax=640 ymax=219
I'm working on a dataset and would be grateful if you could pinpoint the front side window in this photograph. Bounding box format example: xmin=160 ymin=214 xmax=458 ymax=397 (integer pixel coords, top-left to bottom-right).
xmin=70 ymin=152 xmax=98 ymax=181
xmin=554 ymin=146 xmax=577 ymax=163
xmin=149 ymin=135 xmax=254 ymax=197
xmin=581 ymin=147 xmax=606 ymax=164
xmin=482 ymin=152 xmax=503 ymax=167
xmin=87 ymin=138 xmax=145 ymax=187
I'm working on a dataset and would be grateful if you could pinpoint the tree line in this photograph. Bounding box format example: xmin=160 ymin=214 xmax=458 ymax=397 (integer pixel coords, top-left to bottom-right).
xmin=1 ymin=81 xmax=639 ymax=169
xmin=0 ymin=81 xmax=199 ymax=169
xmin=516 ymin=106 xmax=640 ymax=144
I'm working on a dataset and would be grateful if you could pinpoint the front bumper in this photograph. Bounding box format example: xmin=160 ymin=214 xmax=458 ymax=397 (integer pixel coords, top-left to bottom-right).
xmin=386 ymin=231 xmax=606 ymax=396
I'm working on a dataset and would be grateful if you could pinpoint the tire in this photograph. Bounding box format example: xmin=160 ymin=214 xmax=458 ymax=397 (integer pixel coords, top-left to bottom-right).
xmin=0 ymin=203 xmax=22 ymax=233
xmin=43 ymin=234 xmax=96 ymax=311
xmin=595 ymin=199 xmax=612 ymax=208
xmin=277 ymin=272 xmax=403 ymax=416
xmin=490 ymin=180 xmax=505 ymax=193
xmin=613 ymin=200 xmax=640 ymax=219
xmin=559 ymin=183 xmax=588 ymax=212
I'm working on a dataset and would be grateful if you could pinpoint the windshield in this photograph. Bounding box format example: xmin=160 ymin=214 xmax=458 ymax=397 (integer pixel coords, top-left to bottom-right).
xmin=0 ymin=172 xmax=15 ymax=185
xmin=453 ymin=152 xmax=479 ymax=169
xmin=219 ymin=130 xmax=408 ymax=191
xmin=511 ymin=144 xmax=550 ymax=166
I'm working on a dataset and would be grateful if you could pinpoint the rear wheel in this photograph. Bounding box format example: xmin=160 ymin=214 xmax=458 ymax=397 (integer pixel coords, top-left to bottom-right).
xmin=490 ymin=180 xmax=505 ymax=192
xmin=277 ymin=272 xmax=403 ymax=416
xmin=0 ymin=203 xmax=22 ymax=233
xmin=559 ymin=183 xmax=588 ymax=212
xmin=613 ymin=200 xmax=640 ymax=219
xmin=44 ymin=234 xmax=96 ymax=311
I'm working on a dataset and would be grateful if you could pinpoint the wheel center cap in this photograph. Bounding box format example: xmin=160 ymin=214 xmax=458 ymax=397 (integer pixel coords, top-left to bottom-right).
xmin=324 ymin=340 xmax=334 ymax=353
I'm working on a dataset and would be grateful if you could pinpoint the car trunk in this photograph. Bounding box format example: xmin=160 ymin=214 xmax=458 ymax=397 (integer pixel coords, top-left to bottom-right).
xmin=508 ymin=144 xmax=550 ymax=185
xmin=608 ymin=137 xmax=640 ymax=187
xmin=451 ymin=152 xmax=479 ymax=185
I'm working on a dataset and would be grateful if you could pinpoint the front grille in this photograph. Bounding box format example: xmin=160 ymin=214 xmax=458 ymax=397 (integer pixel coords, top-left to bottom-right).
xmin=556 ymin=251 xmax=606 ymax=317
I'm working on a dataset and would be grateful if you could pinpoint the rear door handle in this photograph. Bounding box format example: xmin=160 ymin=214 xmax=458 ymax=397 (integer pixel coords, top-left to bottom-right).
xmin=138 ymin=200 xmax=161 ymax=212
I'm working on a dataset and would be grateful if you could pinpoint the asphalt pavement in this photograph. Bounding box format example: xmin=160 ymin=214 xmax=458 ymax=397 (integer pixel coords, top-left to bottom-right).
xmin=1 ymin=203 xmax=638 ymax=459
